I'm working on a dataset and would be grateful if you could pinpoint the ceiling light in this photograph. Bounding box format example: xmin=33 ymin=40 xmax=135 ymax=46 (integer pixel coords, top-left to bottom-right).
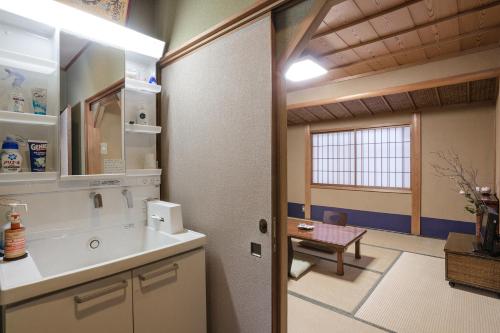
xmin=285 ymin=59 xmax=327 ymax=82
xmin=0 ymin=0 xmax=165 ymax=59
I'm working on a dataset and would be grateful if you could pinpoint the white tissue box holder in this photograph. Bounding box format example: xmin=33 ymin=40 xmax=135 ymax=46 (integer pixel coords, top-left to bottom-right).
xmin=147 ymin=201 xmax=184 ymax=234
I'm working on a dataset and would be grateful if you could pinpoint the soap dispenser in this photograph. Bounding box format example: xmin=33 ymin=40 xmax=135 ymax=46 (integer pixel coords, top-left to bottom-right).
xmin=2 ymin=203 xmax=28 ymax=261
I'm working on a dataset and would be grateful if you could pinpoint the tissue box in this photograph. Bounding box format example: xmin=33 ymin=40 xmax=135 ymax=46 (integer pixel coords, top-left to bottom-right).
xmin=147 ymin=201 xmax=184 ymax=234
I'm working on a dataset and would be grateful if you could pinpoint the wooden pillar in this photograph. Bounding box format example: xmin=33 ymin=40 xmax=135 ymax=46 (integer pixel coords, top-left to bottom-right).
xmin=411 ymin=112 xmax=421 ymax=235
xmin=304 ymin=124 xmax=312 ymax=219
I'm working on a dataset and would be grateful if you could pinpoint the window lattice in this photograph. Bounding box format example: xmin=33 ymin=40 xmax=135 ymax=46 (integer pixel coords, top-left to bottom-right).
xmin=312 ymin=125 xmax=411 ymax=189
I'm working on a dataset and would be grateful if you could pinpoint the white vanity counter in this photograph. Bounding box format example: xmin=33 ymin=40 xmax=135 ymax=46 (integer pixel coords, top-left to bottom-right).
xmin=0 ymin=223 xmax=206 ymax=306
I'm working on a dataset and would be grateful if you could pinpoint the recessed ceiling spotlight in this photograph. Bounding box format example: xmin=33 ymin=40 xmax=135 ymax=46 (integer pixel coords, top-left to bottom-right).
xmin=285 ymin=59 xmax=327 ymax=82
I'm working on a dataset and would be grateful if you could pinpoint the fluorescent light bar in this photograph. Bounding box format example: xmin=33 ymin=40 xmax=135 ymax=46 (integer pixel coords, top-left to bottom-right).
xmin=0 ymin=0 xmax=165 ymax=59
xmin=285 ymin=59 xmax=327 ymax=82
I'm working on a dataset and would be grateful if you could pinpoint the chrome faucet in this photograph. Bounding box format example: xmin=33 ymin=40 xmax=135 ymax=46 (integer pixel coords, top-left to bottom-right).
xmin=89 ymin=192 xmax=103 ymax=208
xmin=122 ymin=189 xmax=133 ymax=208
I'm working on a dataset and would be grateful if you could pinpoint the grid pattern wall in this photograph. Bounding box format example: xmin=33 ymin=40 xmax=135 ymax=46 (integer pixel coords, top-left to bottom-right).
xmin=312 ymin=131 xmax=355 ymax=185
xmin=312 ymin=125 xmax=411 ymax=189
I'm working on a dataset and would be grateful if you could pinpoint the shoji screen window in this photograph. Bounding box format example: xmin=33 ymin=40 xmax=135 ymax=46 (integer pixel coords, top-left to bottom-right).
xmin=356 ymin=126 xmax=411 ymax=189
xmin=312 ymin=131 xmax=355 ymax=186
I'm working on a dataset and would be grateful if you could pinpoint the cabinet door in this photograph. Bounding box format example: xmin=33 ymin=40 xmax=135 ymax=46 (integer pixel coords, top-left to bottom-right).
xmin=5 ymin=271 xmax=133 ymax=333
xmin=132 ymin=248 xmax=206 ymax=333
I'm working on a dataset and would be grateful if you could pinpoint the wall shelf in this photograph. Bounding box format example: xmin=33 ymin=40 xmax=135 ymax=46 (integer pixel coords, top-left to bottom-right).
xmin=0 ymin=111 xmax=57 ymax=126
xmin=125 ymin=78 xmax=162 ymax=94
xmin=0 ymin=48 xmax=57 ymax=75
xmin=0 ymin=172 xmax=57 ymax=184
xmin=125 ymin=123 xmax=161 ymax=134
xmin=126 ymin=169 xmax=162 ymax=176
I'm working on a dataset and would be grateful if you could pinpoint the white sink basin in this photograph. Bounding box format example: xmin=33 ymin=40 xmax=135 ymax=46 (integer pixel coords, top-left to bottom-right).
xmin=0 ymin=223 xmax=206 ymax=305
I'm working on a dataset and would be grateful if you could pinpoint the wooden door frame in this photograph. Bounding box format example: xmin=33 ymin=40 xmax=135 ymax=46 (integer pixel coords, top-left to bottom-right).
xmin=84 ymin=78 xmax=124 ymax=175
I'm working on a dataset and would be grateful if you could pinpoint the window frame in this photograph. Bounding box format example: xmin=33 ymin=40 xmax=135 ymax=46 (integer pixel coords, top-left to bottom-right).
xmin=309 ymin=123 xmax=412 ymax=194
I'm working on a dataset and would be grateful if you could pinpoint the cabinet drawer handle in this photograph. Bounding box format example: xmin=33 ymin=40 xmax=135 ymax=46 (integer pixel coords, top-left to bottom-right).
xmin=139 ymin=263 xmax=179 ymax=281
xmin=74 ymin=280 xmax=128 ymax=304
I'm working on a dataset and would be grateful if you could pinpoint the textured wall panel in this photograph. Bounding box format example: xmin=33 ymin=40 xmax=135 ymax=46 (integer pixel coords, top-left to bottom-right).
xmin=162 ymin=16 xmax=273 ymax=333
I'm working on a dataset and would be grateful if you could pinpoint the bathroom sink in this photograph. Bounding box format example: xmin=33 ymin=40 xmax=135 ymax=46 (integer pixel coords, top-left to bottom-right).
xmin=28 ymin=223 xmax=179 ymax=277
xmin=0 ymin=223 xmax=206 ymax=305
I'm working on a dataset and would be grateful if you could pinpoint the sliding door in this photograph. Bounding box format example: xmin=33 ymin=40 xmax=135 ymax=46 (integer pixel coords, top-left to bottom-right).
xmin=161 ymin=15 xmax=274 ymax=333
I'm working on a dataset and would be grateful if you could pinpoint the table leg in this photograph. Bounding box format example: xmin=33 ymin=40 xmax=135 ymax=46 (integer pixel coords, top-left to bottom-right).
xmin=336 ymin=250 xmax=344 ymax=276
xmin=355 ymin=239 xmax=361 ymax=259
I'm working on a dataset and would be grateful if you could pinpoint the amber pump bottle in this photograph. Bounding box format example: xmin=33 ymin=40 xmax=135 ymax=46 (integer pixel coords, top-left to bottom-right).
xmin=2 ymin=203 xmax=28 ymax=261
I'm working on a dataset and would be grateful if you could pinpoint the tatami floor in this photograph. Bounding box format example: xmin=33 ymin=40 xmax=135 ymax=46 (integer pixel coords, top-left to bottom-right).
xmin=288 ymin=229 xmax=500 ymax=333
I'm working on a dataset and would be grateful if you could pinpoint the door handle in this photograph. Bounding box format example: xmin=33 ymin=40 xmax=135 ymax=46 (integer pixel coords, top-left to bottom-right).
xmin=74 ymin=280 xmax=128 ymax=304
xmin=139 ymin=263 xmax=179 ymax=281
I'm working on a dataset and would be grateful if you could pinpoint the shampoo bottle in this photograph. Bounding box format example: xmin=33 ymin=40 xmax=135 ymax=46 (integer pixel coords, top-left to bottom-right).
xmin=2 ymin=203 xmax=28 ymax=261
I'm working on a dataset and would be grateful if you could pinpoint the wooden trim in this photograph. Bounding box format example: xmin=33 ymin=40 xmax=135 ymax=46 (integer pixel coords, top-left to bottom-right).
xmin=312 ymin=0 xmax=422 ymax=40
xmin=411 ymin=112 xmax=421 ymax=235
xmin=304 ymin=124 xmax=312 ymax=219
xmin=159 ymin=0 xmax=291 ymax=68
xmin=311 ymin=184 xmax=412 ymax=194
xmin=320 ymin=105 xmax=338 ymax=119
xmin=407 ymin=92 xmax=417 ymax=110
xmin=323 ymin=25 xmax=500 ymax=72
xmin=435 ymin=87 xmax=442 ymax=107
xmin=316 ymin=1 xmax=500 ymax=58
xmin=310 ymin=122 xmax=411 ymax=134
xmin=84 ymin=79 xmax=125 ymax=175
xmin=287 ymin=67 xmax=500 ymax=110
xmin=338 ymin=102 xmax=355 ymax=117
xmin=359 ymin=99 xmax=374 ymax=115
xmin=85 ymin=78 xmax=125 ymax=104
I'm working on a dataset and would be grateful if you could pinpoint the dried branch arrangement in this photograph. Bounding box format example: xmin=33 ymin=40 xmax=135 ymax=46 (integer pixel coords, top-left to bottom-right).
xmin=431 ymin=150 xmax=487 ymax=216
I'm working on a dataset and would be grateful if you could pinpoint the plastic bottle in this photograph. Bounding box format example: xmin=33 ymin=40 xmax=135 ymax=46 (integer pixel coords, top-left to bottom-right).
xmin=2 ymin=68 xmax=26 ymax=113
xmin=1 ymin=136 xmax=23 ymax=173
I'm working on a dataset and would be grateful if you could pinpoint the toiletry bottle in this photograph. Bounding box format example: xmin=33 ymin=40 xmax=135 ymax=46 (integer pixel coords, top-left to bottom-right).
xmin=2 ymin=203 xmax=28 ymax=261
xmin=1 ymin=136 xmax=22 ymax=173
xmin=2 ymin=69 xmax=26 ymax=113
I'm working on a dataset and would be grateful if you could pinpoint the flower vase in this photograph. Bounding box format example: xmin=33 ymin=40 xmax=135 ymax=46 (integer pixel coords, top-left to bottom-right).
xmin=475 ymin=213 xmax=482 ymax=242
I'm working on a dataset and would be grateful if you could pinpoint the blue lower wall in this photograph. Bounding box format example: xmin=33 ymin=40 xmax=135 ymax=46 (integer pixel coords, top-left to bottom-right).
xmin=421 ymin=216 xmax=475 ymax=239
xmin=311 ymin=204 xmax=411 ymax=233
xmin=288 ymin=202 xmax=475 ymax=239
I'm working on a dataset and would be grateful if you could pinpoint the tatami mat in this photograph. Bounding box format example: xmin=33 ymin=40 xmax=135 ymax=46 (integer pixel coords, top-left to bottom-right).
xmin=288 ymin=254 xmax=381 ymax=313
xmin=355 ymin=252 xmax=500 ymax=333
xmin=361 ymin=229 xmax=446 ymax=258
xmin=292 ymin=239 xmax=400 ymax=273
xmin=288 ymin=294 xmax=386 ymax=333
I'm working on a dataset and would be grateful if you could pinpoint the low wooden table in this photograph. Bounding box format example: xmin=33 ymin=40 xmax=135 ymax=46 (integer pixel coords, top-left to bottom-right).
xmin=288 ymin=218 xmax=367 ymax=276
xmin=445 ymin=232 xmax=500 ymax=296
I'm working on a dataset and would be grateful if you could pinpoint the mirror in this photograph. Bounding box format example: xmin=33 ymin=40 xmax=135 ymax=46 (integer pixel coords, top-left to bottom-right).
xmin=59 ymin=32 xmax=125 ymax=176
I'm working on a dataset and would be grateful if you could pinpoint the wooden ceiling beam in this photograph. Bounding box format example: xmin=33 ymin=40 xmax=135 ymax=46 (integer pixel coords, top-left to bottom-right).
xmin=338 ymin=102 xmax=356 ymax=117
xmin=325 ymin=25 xmax=500 ymax=73
xmin=312 ymin=0 xmax=422 ymax=40
xmin=320 ymin=105 xmax=338 ymax=119
xmin=434 ymin=87 xmax=442 ymax=107
xmin=466 ymin=81 xmax=471 ymax=104
xmin=317 ymin=1 xmax=500 ymax=59
xmin=359 ymin=99 xmax=374 ymax=115
xmin=304 ymin=107 xmax=323 ymax=121
xmin=289 ymin=109 xmax=309 ymax=122
xmin=406 ymin=92 xmax=417 ymax=110
xmin=381 ymin=96 xmax=394 ymax=112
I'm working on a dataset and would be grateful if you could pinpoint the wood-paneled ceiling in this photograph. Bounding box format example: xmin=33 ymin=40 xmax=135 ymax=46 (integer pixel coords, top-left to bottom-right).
xmin=287 ymin=77 xmax=498 ymax=125
xmin=291 ymin=0 xmax=500 ymax=89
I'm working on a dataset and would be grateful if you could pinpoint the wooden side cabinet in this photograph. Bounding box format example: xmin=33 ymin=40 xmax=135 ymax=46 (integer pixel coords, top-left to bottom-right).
xmin=445 ymin=232 xmax=500 ymax=296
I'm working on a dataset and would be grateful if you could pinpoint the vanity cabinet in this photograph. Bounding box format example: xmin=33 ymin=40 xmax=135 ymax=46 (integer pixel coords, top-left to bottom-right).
xmin=3 ymin=248 xmax=206 ymax=333
xmin=5 ymin=272 xmax=133 ymax=333
xmin=132 ymin=248 xmax=207 ymax=333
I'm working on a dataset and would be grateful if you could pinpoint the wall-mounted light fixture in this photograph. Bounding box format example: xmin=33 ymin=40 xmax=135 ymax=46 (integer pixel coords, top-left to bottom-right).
xmin=0 ymin=0 xmax=165 ymax=59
